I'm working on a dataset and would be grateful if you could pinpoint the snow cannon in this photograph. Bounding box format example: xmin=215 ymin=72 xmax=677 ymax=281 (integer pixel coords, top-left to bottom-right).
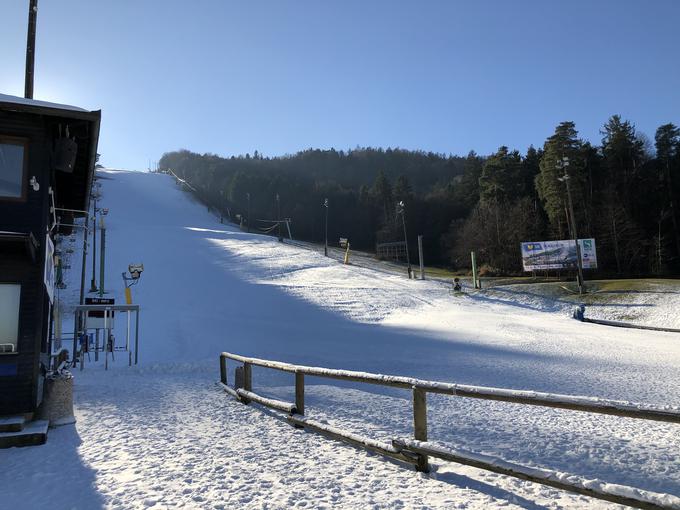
xmin=572 ymin=304 xmax=585 ymax=321
xmin=122 ymin=263 xmax=144 ymax=305
xmin=128 ymin=264 xmax=144 ymax=280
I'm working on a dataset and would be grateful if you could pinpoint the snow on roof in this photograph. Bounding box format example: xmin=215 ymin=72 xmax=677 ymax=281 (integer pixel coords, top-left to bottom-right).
xmin=0 ymin=92 xmax=91 ymax=113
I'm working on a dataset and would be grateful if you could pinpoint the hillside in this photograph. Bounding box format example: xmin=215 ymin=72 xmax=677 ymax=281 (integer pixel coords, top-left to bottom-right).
xmin=3 ymin=170 xmax=679 ymax=509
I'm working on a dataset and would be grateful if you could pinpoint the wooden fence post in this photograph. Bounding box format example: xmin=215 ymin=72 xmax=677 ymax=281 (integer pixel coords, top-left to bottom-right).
xmin=294 ymin=371 xmax=305 ymax=428
xmin=244 ymin=362 xmax=252 ymax=391
xmin=235 ymin=365 xmax=250 ymax=404
xmin=413 ymin=386 xmax=429 ymax=472
xmin=220 ymin=354 xmax=227 ymax=385
xmin=295 ymin=371 xmax=304 ymax=415
xmin=235 ymin=366 xmax=244 ymax=389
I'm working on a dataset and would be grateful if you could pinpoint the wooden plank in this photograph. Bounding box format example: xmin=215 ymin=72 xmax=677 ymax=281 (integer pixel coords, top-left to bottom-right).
xmin=392 ymin=439 xmax=679 ymax=510
xmin=288 ymin=414 xmax=418 ymax=466
xmin=583 ymin=317 xmax=680 ymax=334
xmin=217 ymin=382 xmax=240 ymax=401
xmin=220 ymin=352 xmax=680 ymax=423
xmin=412 ymin=387 xmax=429 ymax=472
xmin=236 ymin=389 xmax=296 ymax=414
xmin=221 ymin=353 xmax=411 ymax=388
xmin=432 ymin=386 xmax=680 ymax=423
xmin=223 ymin=353 xmax=297 ymax=374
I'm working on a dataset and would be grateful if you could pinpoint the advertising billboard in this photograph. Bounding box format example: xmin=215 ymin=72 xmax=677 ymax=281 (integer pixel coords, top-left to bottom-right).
xmin=521 ymin=239 xmax=597 ymax=271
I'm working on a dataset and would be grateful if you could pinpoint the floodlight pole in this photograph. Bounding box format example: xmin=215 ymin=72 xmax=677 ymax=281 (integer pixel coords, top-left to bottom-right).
xmin=24 ymin=0 xmax=38 ymax=99
xmin=323 ymin=198 xmax=329 ymax=257
xmin=557 ymin=157 xmax=584 ymax=294
xmin=397 ymin=201 xmax=412 ymax=278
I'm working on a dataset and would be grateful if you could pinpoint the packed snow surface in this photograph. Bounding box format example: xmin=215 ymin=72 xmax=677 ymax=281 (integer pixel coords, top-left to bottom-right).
xmin=3 ymin=170 xmax=680 ymax=509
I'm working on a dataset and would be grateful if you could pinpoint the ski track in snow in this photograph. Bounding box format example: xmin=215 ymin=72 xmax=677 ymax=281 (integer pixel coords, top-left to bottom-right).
xmin=4 ymin=170 xmax=680 ymax=510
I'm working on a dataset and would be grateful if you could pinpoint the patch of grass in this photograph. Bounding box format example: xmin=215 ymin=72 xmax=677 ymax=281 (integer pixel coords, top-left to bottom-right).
xmin=504 ymin=278 xmax=680 ymax=306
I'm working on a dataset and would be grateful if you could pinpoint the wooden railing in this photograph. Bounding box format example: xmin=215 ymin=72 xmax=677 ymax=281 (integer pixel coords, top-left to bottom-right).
xmin=218 ymin=352 xmax=680 ymax=510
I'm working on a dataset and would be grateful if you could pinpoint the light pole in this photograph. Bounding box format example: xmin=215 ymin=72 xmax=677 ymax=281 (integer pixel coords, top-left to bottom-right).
xmin=556 ymin=156 xmax=585 ymax=294
xmin=396 ymin=201 xmax=412 ymax=278
xmin=323 ymin=198 xmax=329 ymax=256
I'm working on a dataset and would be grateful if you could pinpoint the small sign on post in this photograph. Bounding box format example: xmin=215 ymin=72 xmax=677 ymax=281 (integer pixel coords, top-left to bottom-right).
xmin=84 ymin=297 xmax=116 ymax=329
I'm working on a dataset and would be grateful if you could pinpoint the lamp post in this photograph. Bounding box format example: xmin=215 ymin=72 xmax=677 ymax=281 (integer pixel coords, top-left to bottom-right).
xmin=556 ymin=156 xmax=585 ymax=294
xmin=323 ymin=198 xmax=329 ymax=256
xmin=396 ymin=201 xmax=412 ymax=278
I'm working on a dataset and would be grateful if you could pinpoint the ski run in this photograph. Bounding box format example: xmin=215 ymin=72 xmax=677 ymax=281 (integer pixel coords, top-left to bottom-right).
xmin=3 ymin=169 xmax=680 ymax=510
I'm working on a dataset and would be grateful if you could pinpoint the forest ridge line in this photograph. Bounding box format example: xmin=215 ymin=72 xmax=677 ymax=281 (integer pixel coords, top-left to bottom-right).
xmin=158 ymin=116 xmax=680 ymax=277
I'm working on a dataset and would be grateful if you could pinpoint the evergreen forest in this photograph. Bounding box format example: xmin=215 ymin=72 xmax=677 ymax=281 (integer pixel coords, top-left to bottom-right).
xmin=158 ymin=117 xmax=680 ymax=276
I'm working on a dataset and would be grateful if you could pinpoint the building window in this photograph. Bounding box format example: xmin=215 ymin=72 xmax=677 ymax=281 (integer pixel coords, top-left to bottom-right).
xmin=0 ymin=137 xmax=27 ymax=199
xmin=0 ymin=284 xmax=21 ymax=354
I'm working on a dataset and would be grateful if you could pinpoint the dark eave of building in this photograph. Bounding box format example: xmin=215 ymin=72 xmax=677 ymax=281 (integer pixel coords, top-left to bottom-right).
xmin=0 ymin=94 xmax=100 ymax=123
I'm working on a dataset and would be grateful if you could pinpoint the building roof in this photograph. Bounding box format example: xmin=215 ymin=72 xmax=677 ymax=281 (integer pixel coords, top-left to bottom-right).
xmin=0 ymin=93 xmax=99 ymax=121
xmin=0 ymin=92 xmax=101 ymax=215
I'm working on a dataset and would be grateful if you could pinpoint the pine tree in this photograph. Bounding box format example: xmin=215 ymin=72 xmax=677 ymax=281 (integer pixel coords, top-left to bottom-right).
xmin=393 ymin=175 xmax=413 ymax=203
xmin=372 ymin=169 xmax=394 ymax=224
xmin=535 ymin=121 xmax=585 ymax=238
xmin=521 ymin=146 xmax=542 ymax=200
xmin=453 ymin=151 xmax=483 ymax=211
xmin=655 ymin=123 xmax=680 ymax=258
xmin=600 ymin=115 xmax=645 ymax=210
xmin=479 ymin=146 xmax=523 ymax=205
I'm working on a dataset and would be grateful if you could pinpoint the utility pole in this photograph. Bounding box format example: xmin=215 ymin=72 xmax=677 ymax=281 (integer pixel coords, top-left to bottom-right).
xmin=276 ymin=194 xmax=282 ymax=242
xmin=90 ymin=194 xmax=98 ymax=292
xmin=396 ymin=201 xmax=412 ymax=278
xmin=99 ymin=216 xmax=106 ymax=297
xmin=323 ymin=198 xmax=329 ymax=257
xmin=471 ymin=251 xmax=479 ymax=289
xmin=24 ymin=0 xmax=38 ymax=99
xmin=246 ymin=192 xmax=251 ymax=233
xmin=557 ymin=156 xmax=585 ymax=294
xmin=417 ymin=235 xmax=424 ymax=280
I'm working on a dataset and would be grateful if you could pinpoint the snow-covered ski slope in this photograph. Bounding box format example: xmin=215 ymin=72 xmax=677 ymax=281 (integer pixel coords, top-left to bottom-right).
xmin=4 ymin=170 xmax=680 ymax=509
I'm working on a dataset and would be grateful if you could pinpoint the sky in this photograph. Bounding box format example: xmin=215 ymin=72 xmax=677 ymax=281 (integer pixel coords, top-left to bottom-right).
xmin=2 ymin=0 xmax=679 ymax=170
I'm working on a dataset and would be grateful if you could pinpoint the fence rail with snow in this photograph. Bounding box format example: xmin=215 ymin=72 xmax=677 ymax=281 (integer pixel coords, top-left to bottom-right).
xmin=218 ymin=352 xmax=680 ymax=510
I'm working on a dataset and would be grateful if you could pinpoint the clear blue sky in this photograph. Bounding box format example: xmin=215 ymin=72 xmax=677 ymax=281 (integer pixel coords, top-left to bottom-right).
xmin=2 ymin=1 xmax=679 ymax=170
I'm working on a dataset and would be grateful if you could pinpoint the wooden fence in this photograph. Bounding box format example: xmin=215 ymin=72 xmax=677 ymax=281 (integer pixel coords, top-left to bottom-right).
xmin=218 ymin=352 xmax=680 ymax=510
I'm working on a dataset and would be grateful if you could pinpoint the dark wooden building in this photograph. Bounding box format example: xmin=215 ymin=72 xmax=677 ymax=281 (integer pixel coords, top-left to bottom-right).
xmin=0 ymin=93 xmax=100 ymax=418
